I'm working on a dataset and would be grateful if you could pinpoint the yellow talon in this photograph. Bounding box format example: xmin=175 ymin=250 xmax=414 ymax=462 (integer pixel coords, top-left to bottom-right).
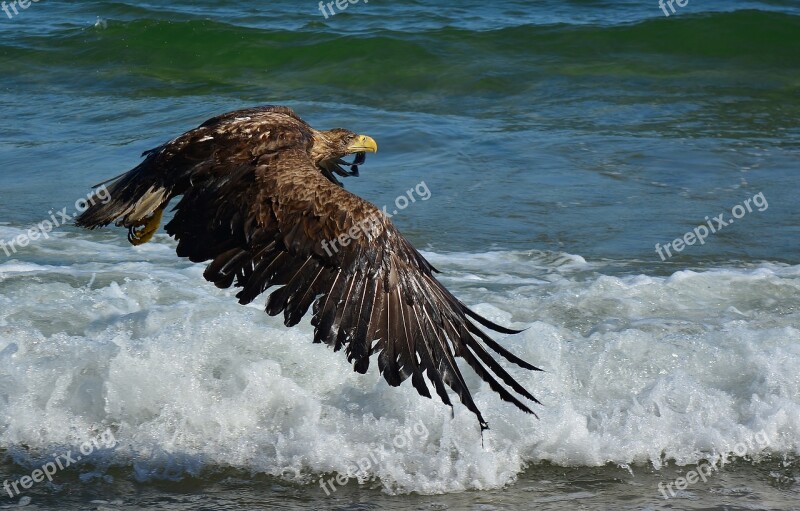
xmin=127 ymin=208 xmax=164 ymax=246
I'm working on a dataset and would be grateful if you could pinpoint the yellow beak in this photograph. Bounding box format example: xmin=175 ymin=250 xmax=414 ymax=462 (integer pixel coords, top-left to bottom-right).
xmin=347 ymin=134 xmax=378 ymax=153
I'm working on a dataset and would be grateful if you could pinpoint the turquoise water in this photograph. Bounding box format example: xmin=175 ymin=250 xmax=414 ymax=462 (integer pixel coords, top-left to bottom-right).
xmin=1 ymin=1 xmax=799 ymax=509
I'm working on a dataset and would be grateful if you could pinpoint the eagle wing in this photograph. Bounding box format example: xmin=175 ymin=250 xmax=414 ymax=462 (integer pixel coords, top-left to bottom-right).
xmin=75 ymin=106 xmax=315 ymax=233
xmin=165 ymin=147 xmax=540 ymax=429
xmin=76 ymin=106 xmax=541 ymax=428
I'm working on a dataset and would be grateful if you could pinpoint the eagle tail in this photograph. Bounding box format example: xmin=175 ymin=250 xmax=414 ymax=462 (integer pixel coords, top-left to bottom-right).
xmin=75 ymin=159 xmax=170 ymax=245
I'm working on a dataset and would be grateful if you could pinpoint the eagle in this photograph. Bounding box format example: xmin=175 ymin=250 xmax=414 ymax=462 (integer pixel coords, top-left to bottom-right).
xmin=76 ymin=105 xmax=541 ymax=430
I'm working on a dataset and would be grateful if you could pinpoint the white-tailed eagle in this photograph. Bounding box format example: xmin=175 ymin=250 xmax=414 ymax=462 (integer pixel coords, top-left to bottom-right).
xmin=76 ymin=105 xmax=541 ymax=430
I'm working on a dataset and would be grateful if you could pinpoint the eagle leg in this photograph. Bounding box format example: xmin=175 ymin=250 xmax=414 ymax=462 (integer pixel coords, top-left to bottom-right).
xmin=127 ymin=207 xmax=165 ymax=246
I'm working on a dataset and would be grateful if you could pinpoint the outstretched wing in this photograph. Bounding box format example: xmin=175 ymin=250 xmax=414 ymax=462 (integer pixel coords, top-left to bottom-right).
xmin=75 ymin=106 xmax=314 ymax=233
xmin=166 ymin=147 xmax=541 ymax=429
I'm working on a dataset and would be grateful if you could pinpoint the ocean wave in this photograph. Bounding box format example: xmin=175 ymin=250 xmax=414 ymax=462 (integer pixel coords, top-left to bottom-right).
xmin=2 ymin=10 xmax=797 ymax=98
xmin=1 ymin=240 xmax=798 ymax=493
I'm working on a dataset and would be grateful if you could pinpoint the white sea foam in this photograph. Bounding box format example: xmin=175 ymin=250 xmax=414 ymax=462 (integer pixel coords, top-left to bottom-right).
xmin=0 ymin=235 xmax=798 ymax=494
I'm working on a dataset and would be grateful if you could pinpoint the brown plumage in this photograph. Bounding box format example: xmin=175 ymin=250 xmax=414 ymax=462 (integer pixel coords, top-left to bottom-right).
xmin=76 ymin=105 xmax=541 ymax=430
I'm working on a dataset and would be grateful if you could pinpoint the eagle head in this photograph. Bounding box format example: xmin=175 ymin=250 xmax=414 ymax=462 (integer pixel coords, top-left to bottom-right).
xmin=314 ymin=128 xmax=378 ymax=181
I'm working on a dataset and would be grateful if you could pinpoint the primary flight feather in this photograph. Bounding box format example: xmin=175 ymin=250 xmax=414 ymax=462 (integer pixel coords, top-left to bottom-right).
xmin=76 ymin=105 xmax=541 ymax=430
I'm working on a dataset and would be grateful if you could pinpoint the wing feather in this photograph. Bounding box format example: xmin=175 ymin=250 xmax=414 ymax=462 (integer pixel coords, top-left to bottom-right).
xmin=129 ymin=125 xmax=541 ymax=430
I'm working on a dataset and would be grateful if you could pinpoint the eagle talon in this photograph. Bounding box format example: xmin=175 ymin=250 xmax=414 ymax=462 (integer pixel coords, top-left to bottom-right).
xmin=127 ymin=208 xmax=164 ymax=246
